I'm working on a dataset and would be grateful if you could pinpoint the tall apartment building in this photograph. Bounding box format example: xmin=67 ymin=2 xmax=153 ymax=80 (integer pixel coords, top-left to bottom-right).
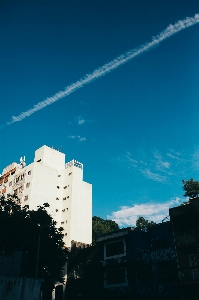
xmin=0 ymin=145 xmax=92 ymax=247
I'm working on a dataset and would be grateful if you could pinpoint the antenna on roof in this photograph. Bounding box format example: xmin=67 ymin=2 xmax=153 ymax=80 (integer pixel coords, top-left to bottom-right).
xmin=20 ymin=156 xmax=26 ymax=168
xmin=162 ymin=215 xmax=169 ymax=223
xmin=57 ymin=146 xmax=62 ymax=152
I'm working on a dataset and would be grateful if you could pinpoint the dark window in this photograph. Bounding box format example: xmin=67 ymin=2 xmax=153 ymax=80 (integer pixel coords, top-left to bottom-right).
xmin=26 ymin=182 xmax=30 ymax=188
xmin=37 ymin=159 xmax=41 ymax=162
xmin=28 ymin=171 xmax=31 ymax=175
xmin=106 ymin=268 xmax=126 ymax=285
xmin=106 ymin=240 xmax=124 ymax=257
xmin=9 ymin=181 xmax=12 ymax=187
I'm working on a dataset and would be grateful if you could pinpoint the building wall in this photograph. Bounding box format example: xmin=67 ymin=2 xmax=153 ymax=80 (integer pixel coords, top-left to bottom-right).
xmin=0 ymin=145 xmax=92 ymax=247
xmin=0 ymin=276 xmax=42 ymax=300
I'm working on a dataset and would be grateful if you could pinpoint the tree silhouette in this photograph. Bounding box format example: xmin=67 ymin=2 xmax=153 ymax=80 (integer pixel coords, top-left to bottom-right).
xmin=0 ymin=194 xmax=68 ymax=285
xmin=92 ymin=216 xmax=119 ymax=245
xmin=182 ymin=178 xmax=199 ymax=199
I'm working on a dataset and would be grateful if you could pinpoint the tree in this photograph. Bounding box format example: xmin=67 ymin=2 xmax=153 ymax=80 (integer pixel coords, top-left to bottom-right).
xmin=182 ymin=178 xmax=199 ymax=199
xmin=0 ymin=194 xmax=68 ymax=285
xmin=136 ymin=217 xmax=156 ymax=231
xmin=92 ymin=216 xmax=119 ymax=245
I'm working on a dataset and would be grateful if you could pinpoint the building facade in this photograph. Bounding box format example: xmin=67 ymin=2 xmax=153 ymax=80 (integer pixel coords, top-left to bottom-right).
xmin=169 ymin=198 xmax=199 ymax=299
xmin=0 ymin=145 xmax=92 ymax=247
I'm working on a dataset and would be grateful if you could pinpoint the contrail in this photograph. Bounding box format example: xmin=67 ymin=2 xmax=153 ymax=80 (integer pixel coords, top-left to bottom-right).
xmin=4 ymin=14 xmax=199 ymax=126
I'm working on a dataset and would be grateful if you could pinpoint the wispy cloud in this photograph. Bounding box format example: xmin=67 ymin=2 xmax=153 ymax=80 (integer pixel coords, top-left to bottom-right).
xmin=167 ymin=149 xmax=184 ymax=161
xmin=75 ymin=116 xmax=90 ymax=126
xmin=118 ymin=151 xmax=138 ymax=168
xmin=153 ymin=151 xmax=170 ymax=171
xmin=192 ymin=147 xmax=199 ymax=170
xmin=141 ymin=168 xmax=168 ymax=183
xmin=107 ymin=197 xmax=184 ymax=227
xmin=68 ymin=135 xmax=86 ymax=142
xmin=117 ymin=148 xmax=189 ymax=183
xmin=2 ymin=14 xmax=199 ymax=127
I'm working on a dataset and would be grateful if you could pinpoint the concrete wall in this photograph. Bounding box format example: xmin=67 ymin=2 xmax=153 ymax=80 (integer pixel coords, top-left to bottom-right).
xmin=0 ymin=276 xmax=42 ymax=300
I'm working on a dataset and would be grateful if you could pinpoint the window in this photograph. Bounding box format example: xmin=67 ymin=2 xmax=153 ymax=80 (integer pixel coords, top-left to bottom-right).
xmin=24 ymin=195 xmax=28 ymax=201
xmin=37 ymin=159 xmax=41 ymax=162
xmin=28 ymin=171 xmax=31 ymax=175
xmin=67 ymin=196 xmax=69 ymax=199
xmin=26 ymin=182 xmax=30 ymax=188
xmin=57 ymin=186 xmax=60 ymax=189
xmin=66 ymin=208 xmax=68 ymax=210
xmin=106 ymin=240 xmax=125 ymax=258
xmin=9 ymin=181 xmax=12 ymax=187
xmin=62 ymin=209 xmax=65 ymax=212
xmin=66 ymin=220 xmax=67 ymax=223
xmin=65 ymin=233 xmax=67 ymax=236
xmin=58 ymin=175 xmax=61 ymax=177
xmin=105 ymin=268 xmax=127 ymax=287
xmin=61 ymin=221 xmax=64 ymax=224
xmin=56 ymin=209 xmax=58 ymax=212
xmin=64 ymin=186 xmax=67 ymax=189
xmin=56 ymin=197 xmax=59 ymax=200
xmin=68 ymin=172 xmax=72 ymax=176
xmin=63 ymin=197 xmax=66 ymax=200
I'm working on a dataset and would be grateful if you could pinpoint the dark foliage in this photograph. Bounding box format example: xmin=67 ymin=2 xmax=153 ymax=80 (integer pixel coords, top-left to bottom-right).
xmin=0 ymin=194 xmax=68 ymax=284
xmin=92 ymin=216 xmax=119 ymax=245
xmin=182 ymin=178 xmax=199 ymax=199
xmin=136 ymin=216 xmax=156 ymax=231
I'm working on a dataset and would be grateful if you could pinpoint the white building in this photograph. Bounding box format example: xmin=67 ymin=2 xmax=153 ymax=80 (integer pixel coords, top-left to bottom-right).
xmin=0 ymin=145 xmax=92 ymax=247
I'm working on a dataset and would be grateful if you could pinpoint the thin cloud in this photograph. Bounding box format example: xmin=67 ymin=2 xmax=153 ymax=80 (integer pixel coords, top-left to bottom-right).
xmin=153 ymin=151 xmax=170 ymax=170
xmin=2 ymin=14 xmax=199 ymax=127
xmin=75 ymin=116 xmax=90 ymax=125
xmin=68 ymin=135 xmax=86 ymax=142
xmin=167 ymin=149 xmax=184 ymax=161
xmin=107 ymin=197 xmax=184 ymax=227
xmin=141 ymin=168 xmax=168 ymax=183
xmin=192 ymin=147 xmax=199 ymax=170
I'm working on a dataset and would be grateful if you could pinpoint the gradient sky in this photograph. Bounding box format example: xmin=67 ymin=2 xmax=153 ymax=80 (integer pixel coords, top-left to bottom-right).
xmin=0 ymin=0 xmax=199 ymax=227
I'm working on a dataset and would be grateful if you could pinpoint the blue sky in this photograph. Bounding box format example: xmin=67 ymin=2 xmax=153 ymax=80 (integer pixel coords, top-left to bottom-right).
xmin=0 ymin=0 xmax=199 ymax=227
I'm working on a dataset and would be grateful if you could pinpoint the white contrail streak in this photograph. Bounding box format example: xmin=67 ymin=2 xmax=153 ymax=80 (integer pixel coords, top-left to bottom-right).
xmin=5 ymin=14 xmax=199 ymax=126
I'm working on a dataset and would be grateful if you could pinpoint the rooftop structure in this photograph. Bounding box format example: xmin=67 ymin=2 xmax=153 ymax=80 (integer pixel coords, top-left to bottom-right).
xmin=0 ymin=145 xmax=92 ymax=247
